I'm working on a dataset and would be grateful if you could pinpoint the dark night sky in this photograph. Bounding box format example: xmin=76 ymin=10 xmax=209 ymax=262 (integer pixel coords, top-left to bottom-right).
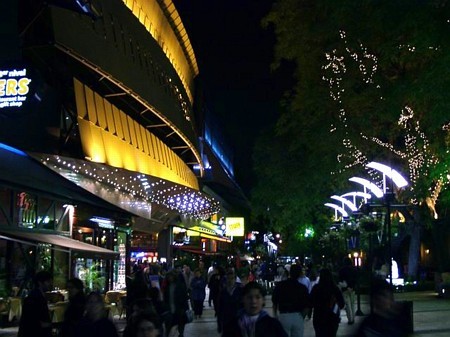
xmin=173 ymin=0 xmax=283 ymax=196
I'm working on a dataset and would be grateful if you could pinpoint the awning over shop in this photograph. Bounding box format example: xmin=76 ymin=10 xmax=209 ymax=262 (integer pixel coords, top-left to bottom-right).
xmin=0 ymin=228 xmax=119 ymax=259
xmin=30 ymin=153 xmax=220 ymax=222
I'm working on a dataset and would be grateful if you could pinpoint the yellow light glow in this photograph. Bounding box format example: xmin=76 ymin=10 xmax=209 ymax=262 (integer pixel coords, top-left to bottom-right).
xmin=122 ymin=0 xmax=198 ymax=103
xmin=74 ymin=78 xmax=198 ymax=190
xmin=225 ymin=217 xmax=245 ymax=237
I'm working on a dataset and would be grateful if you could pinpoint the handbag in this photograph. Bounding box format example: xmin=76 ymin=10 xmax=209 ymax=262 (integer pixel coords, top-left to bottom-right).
xmin=185 ymin=300 xmax=194 ymax=324
xmin=185 ymin=308 xmax=194 ymax=323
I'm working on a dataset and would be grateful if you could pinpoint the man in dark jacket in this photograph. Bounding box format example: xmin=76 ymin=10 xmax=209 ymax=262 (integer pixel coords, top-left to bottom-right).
xmin=272 ymin=264 xmax=310 ymax=337
xmin=18 ymin=270 xmax=53 ymax=337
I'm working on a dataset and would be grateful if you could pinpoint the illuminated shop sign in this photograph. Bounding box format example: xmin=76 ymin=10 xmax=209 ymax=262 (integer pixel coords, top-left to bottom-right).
xmin=0 ymin=69 xmax=31 ymax=108
xmin=225 ymin=217 xmax=245 ymax=236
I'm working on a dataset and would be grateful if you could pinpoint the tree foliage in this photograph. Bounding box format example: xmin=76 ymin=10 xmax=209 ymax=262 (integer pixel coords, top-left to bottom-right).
xmin=252 ymin=0 xmax=450 ymax=261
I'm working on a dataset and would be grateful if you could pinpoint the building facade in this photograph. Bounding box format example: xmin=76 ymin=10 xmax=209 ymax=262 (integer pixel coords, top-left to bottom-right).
xmin=0 ymin=0 xmax=237 ymax=294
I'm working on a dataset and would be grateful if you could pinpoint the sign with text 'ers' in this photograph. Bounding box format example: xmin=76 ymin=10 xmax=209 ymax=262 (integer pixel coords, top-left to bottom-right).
xmin=0 ymin=69 xmax=31 ymax=108
xmin=225 ymin=217 xmax=245 ymax=236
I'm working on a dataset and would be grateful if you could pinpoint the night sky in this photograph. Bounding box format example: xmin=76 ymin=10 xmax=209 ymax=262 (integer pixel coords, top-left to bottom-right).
xmin=174 ymin=0 xmax=283 ymax=195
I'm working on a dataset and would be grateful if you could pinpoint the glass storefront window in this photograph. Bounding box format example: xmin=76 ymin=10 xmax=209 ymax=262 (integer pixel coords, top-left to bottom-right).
xmin=75 ymin=258 xmax=106 ymax=293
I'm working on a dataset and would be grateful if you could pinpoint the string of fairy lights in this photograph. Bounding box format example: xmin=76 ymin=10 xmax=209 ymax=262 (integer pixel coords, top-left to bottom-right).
xmin=322 ymin=29 xmax=450 ymax=212
xmin=39 ymin=155 xmax=220 ymax=220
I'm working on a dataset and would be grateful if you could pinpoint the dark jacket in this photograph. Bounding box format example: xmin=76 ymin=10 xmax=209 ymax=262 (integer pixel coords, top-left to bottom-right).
xmin=338 ymin=265 xmax=358 ymax=289
xmin=311 ymin=283 xmax=345 ymax=336
xmin=272 ymin=278 xmax=310 ymax=314
xmin=74 ymin=317 xmax=119 ymax=337
xmin=226 ymin=310 xmax=288 ymax=337
xmin=18 ymin=288 xmax=52 ymax=337
xmin=162 ymin=276 xmax=189 ymax=313
xmin=61 ymin=292 xmax=86 ymax=337
xmin=217 ymin=284 xmax=243 ymax=334
xmin=190 ymin=276 xmax=206 ymax=301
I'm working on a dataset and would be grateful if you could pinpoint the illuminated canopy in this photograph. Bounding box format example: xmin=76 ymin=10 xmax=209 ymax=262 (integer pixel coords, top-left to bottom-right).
xmin=33 ymin=153 xmax=220 ymax=220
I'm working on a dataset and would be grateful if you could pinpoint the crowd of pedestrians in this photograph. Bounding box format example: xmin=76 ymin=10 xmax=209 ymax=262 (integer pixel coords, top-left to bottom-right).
xmin=16 ymin=256 xmax=411 ymax=337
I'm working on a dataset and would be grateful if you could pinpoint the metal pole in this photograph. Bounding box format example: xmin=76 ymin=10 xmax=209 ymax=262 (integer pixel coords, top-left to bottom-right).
xmin=355 ymin=262 xmax=364 ymax=316
xmin=387 ymin=193 xmax=393 ymax=286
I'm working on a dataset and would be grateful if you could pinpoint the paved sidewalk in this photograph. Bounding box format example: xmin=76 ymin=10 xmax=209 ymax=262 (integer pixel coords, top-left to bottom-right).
xmin=1 ymin=291 xmax=450 ymax=336
xmin=182 ymin=291 xmax=450 ymax=337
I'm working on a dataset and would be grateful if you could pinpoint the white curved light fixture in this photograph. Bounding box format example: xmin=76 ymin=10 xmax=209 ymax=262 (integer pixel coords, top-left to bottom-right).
xmin=324 ymin=203 xmax=349 ymax=218
xmin=366 ymin=162 xmax=408 ymax=192
xmin=330 ymin=195 xmax=358 ymax=212
xmin=349 ymin=177 xmax=384 ymax=198
xmin=341 ymin=191 xmax=372 ymax=201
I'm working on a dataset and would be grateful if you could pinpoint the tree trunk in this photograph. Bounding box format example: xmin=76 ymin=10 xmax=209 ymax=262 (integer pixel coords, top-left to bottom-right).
xmin=407 ymin=212 xmax=421 ymax=279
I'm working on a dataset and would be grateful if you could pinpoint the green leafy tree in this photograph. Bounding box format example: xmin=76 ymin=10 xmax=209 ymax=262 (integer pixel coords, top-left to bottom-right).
xmin=253 ymin=0 xmax=450 ymax=277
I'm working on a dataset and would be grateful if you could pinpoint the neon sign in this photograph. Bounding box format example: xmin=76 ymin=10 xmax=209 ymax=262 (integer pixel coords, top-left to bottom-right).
xmin=0 ymin=69 xmax=31 ymax=108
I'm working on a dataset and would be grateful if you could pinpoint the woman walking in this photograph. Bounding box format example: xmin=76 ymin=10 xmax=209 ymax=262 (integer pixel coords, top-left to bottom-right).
xmin=190 ymin=269 xmax=206 ymax=319
xmin=310 ymin=268 xmax=344 ymax=337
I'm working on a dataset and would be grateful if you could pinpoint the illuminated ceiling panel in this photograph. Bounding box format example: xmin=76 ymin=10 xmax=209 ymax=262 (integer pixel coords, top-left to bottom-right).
xmin=32 ymin=153 xmax=220 ymax=220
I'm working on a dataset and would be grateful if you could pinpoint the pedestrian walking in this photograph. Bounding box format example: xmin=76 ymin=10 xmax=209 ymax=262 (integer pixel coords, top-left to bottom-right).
xmin=217 ymin=267 xmax=243 ymax=336
xmin=190 ymin=269 xmax=206 ymax=319
xmin=123 ymin=298 xmax=160 ymax=337
xmin=74 ymin=292 xmax=119 ymax=337
xmin=208 ymin=265 xmax=223 ymax=315
xmin=297 ymin=266 xmax=311 ymax=292
xmin=227 ymin=282 xmax=288 ymax=337
xmin=338 ymin=257 xmax=358 ymax=325
xmin=272 ymin=264 xmax=310 ymax=337
xmin=18 ymin=270 xmax=53 ymax=337
xmin=354 ymin=278 xmax=409 ymax=337
xmin=310 ymin=268 xmax=345 ymax=337
xmin=162 ymin=270 xmax=189 ymax=337
xmin=125 ymin=314 xmax=160 ymax=337
xmin=61 ymin=278 xmax=86 ymax=337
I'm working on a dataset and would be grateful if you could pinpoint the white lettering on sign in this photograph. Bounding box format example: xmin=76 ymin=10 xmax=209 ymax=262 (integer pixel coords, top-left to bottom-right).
xmin=0 ymin=69 xmax=32 ymax=108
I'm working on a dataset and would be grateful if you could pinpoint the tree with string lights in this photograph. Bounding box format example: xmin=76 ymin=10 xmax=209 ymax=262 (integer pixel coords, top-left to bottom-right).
xmin=254 ymin=0 xmax=450 ymax=277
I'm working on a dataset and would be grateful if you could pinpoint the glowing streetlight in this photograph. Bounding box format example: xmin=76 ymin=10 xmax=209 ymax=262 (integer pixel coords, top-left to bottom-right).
xmin=366 ymin=162 xmax=408 ymax=193
xmin=349 ymin=177 xmax=384 ymax=198
xmin=341 ymin=191 xmax=372 ymax=205
xmin=330 ymin=195 xmax=358 ymax=212
xmin=324 ymin=203 xmax=349 ymax=220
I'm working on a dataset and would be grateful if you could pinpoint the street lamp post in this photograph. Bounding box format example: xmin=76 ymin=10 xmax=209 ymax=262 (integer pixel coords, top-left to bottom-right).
xmin=353 ymin=251 xmax=364 ymax=316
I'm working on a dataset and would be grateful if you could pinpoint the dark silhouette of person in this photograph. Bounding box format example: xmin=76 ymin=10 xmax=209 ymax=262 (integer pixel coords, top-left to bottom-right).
xmin=338 ymin=257 xmax=358 ymax=325
xmin=74 ymin=292 xmax=119 ymax=337
xmin=354 ymin=278 xmax=409 ymax=337
xmin=18 ymin=270 xmax=53 ymax=337
xmin=208 ymin=265 xmax=223 ymax=315
xmin=123 ymin=298 xmax=161 ymax=337
xmin=61 ymin=278 xmax=86 ymax=337
xmin=272 ymin=264 xmax=310 ymax=337
xmin=190 ymin=269 xmax=206 ymax=319
xmin=310 ymin=268 xmax=345 ymax=337
xmin=162 ymin=270 xmax=189 ymax=337
xmin=217 ymin=267 xmax=243 ymax=336
xmin=127 ymin=268 xmax=149 ymax=319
